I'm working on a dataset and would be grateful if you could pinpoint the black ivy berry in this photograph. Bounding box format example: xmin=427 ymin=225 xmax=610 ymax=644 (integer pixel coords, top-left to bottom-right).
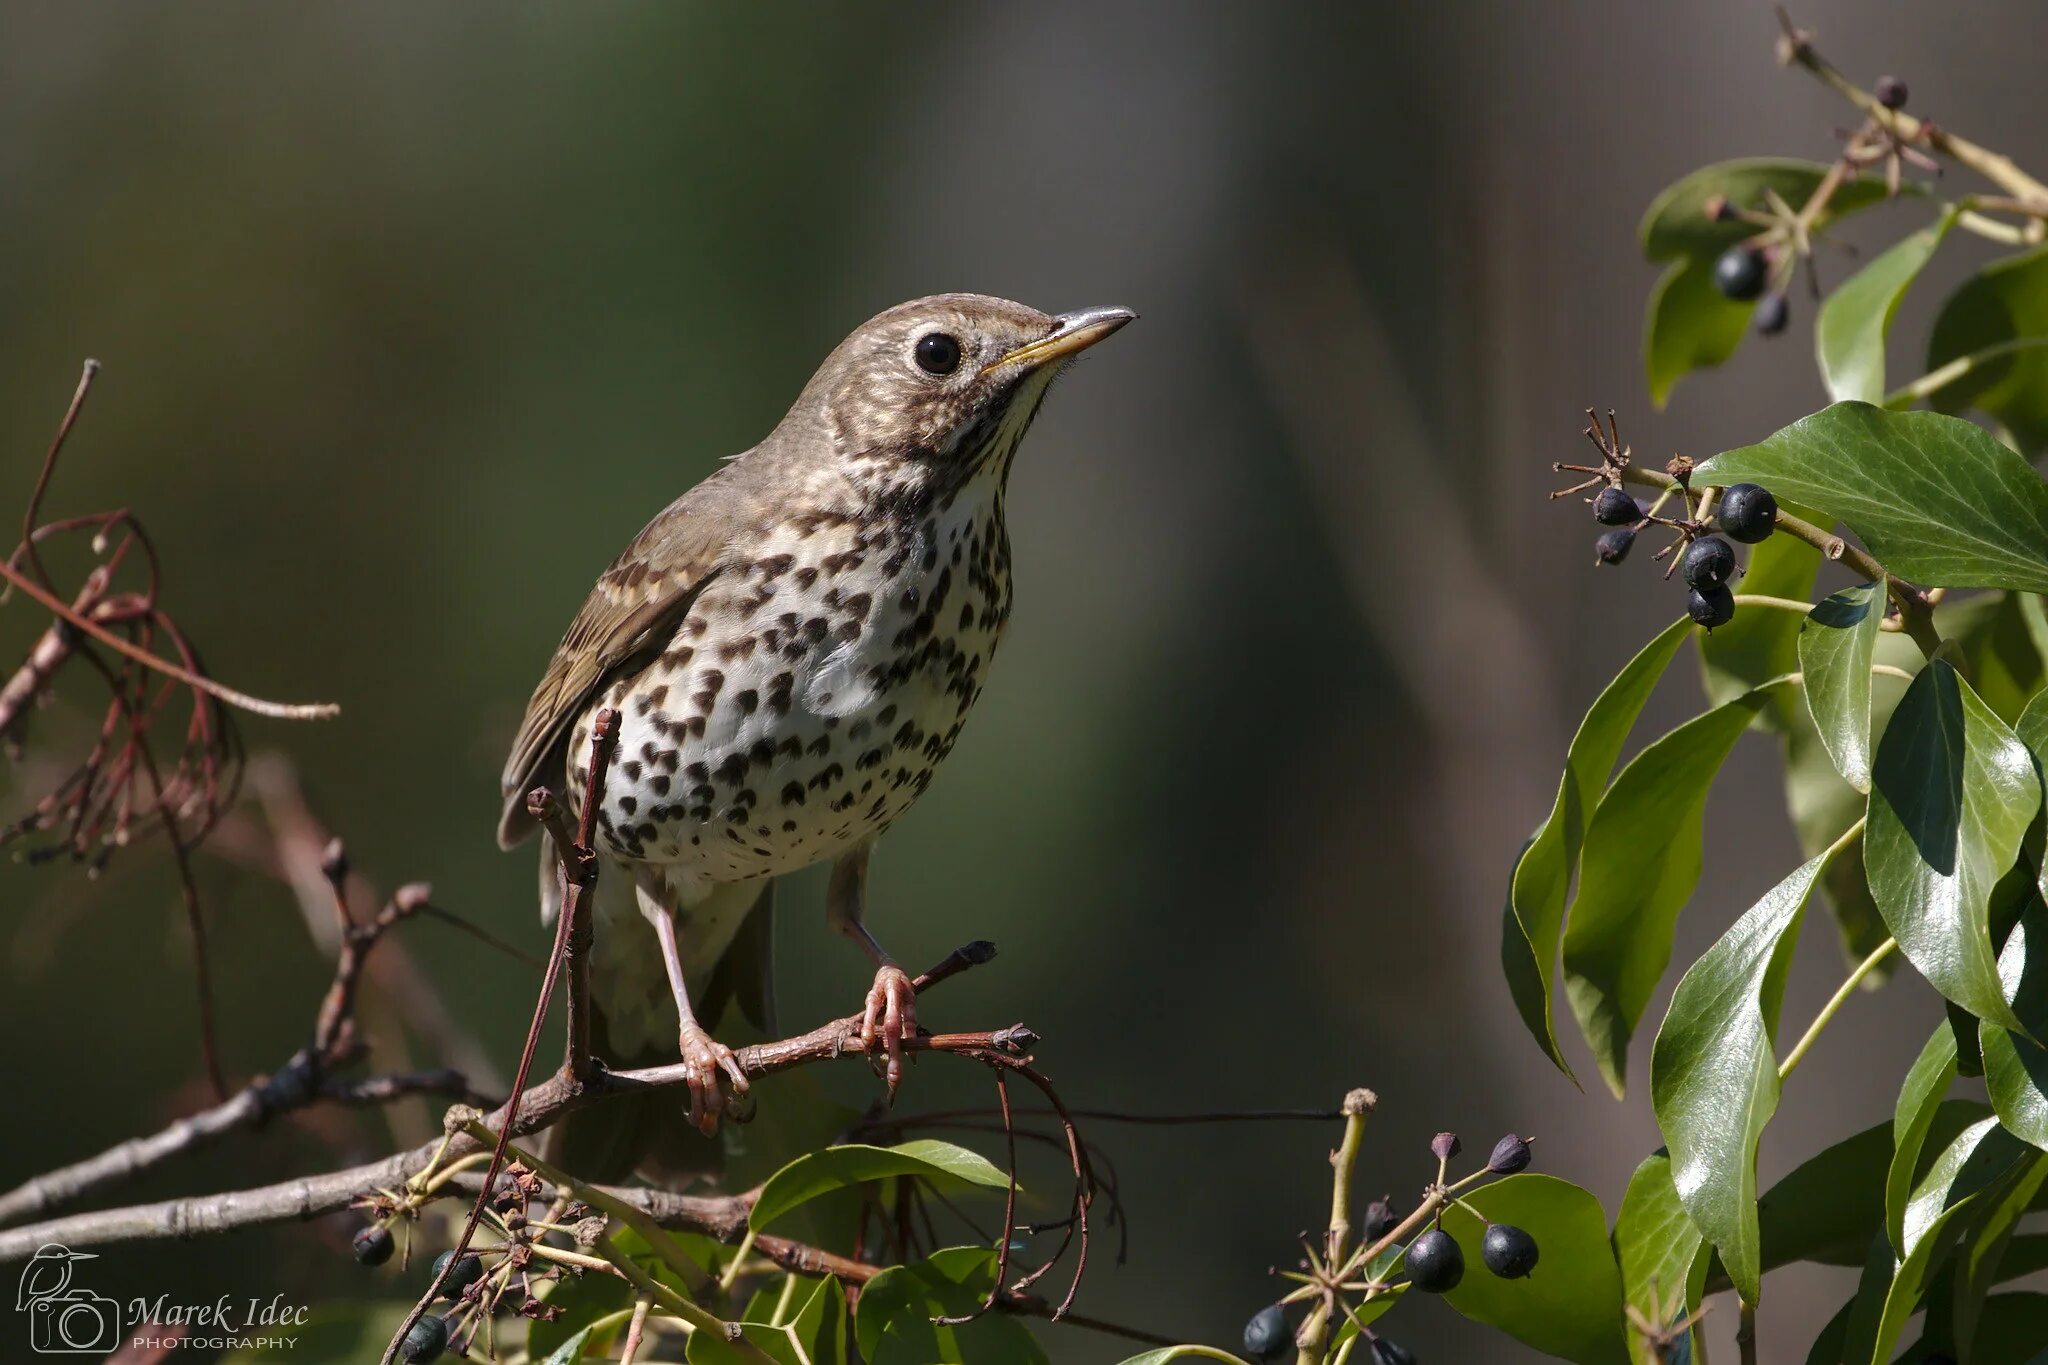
xmin=1242 ymin=1305 xmax=1290 ymax=1362
xmin=1374 ymin=1339 xmax=1418 ymax=1365
xmin=1681 ymin=536 xmax=1736 ymax=591
xmin=1487 ymin=1134 xmax=1533 ymax=1174
xmin=1595 ymin=528 xmax=1636 ymax=565
xmin=1430 ymin=1132 xmax=1462 ymax=1162
xmin=1482 ymin=1223 xmax=1541 ymax=1279
xmin=1718 ymin=483 xmax=1778 ymax=543
xmin=432 ymin=1250 xmax=484 ymax=1298
xmin=1754 ymin=292 xmax=1789 ymax=337
xmin=1714 ymin=246 xmax=1768 ymax=302
xmin=1364 ymin=1197 xmax=1399 ymax=1241
xmin=401 ymin=1313 xmax=449 ymax=1363
xmin=1592 ymin=488 xmax=1639 ymax=526
xmin=1875 ymin=75 xmax=1908 ymax=109
xmin=1406 ymin=1228 xmax=1464 ymax=1293
xmin=353 ymin=1225 xmax=394 ymax=1267
xmin=1688 ymin=584 xmax=1736 ymax=631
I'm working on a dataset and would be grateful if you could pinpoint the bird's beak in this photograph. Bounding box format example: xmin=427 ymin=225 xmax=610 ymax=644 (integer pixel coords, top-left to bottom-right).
xmin=986 ymin=306 xmax=1137 ymax=372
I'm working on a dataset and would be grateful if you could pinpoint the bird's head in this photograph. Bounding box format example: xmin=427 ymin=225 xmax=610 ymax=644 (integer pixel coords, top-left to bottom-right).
xmin=777 ymin=293 xmax=1134 ymax=502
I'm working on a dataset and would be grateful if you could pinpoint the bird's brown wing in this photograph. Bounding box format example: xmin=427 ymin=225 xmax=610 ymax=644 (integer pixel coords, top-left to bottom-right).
xmin=496 ymin=484 xmax=737 ymax=848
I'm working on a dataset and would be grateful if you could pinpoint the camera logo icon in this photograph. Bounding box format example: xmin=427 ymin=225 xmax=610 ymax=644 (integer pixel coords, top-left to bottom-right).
xmin=18 ymin=1244 xmax=121 ymax=1355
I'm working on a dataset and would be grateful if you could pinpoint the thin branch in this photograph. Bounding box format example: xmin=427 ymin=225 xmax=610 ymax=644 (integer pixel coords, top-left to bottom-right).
xmin=0 ymin=876 xmax=445 ymax=1227
xmin=0 ymin=555 xmax=339 ymax=721
xmin=383 ymin=708 xmax=622 ymax=1365
xmin=0 ymin=981 xmax=1024 ymax=1263
xmin=1777 ymin=9 xmax=2048 ymax=208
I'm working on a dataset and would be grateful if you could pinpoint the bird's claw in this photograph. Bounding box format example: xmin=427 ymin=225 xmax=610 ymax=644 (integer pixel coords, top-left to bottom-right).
xmin=678 ymin=1025 xmax=748 ymax=1135
xmin=860 ymin=964 xmax=917 ymax=1099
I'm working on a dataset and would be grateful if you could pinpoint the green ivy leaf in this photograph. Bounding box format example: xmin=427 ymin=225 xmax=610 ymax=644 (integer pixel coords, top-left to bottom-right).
xmin=1926 ymin=244 xmax=2048 ymax=454
xmin=1638 ymin=159 xmax=1900 ymax=406
xmin=854 ymin=1247 xmax=1046 ymax=1365
xmin=2018 ymin=688 xmax=2048 ymax=908
xmin=1887 ymin=1026 xmax=1963 ymax=1253
xmin=1816 ymin=211 xmax=1956 ymax=404
xmin=1563 ymin=681 xmax=1787 ymax=1095
xmin=1698 ymin=403 xmax=2048 ymax=594
xmin=691 ymin=1275 xmax=848 ymax=1365
xmin=1784 ymin=704 xmax=1899 ymax=972
xmin=1640 ymin=159 xmax=1902 ymax=260
xmin=541 ymin=1326 xmax=599 ymax=1365
xmin=1611 ymin=1152 xmax=1709 ymax=1365
xmin=1799 ymin=584 xmax=1886 ymax=791
xmin=1650 ymin=850 xmax=1833 ymax=1303
xmin=1752 ymin=1114 xmax=1947 ymax=1276
xmin=1111 ymin=1352 xmax=1253 ymax=1365
xmin=1865 ymin=660 xmax=2041 ymax=1031
xmin=1439 ymin=1175 xmax=1629 ymax=1365
xmin=1983 ymin=901 xmax=2048 ymax=1150
xmin=1840 ymin=1116 xmax=2036 ymax=1365
xmin=750 ymin=1141 xmax=1011 ymax=1232
xmin=1506 ymin=616 xmax=1694 ymax=1079
xmin=1951 ymin=1153 xmax=2048 ymax=1360
xmin=1645 ymin=257 xmax=1757 ymax=410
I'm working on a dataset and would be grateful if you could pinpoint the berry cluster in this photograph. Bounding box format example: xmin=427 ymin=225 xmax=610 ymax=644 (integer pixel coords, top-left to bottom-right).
xmin=1552 ymin=411 xmax=1779 ymax=634
xmin=1243 ymin=1130 xmax=1539 ymax=1364
xmin=351 ymin=1158 xmax=590 ymax=1363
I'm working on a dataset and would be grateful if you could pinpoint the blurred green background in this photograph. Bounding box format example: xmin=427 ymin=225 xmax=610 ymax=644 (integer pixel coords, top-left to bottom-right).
xmin=4 ymin=4 xmax=2045 ymax=1359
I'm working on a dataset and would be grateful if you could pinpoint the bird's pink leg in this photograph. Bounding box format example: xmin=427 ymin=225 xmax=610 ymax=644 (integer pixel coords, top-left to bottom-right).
xmin=826 ymin=846 xmax=915 ymax=1096
xmin=642 ymin=885 xmax=748 ymax=1135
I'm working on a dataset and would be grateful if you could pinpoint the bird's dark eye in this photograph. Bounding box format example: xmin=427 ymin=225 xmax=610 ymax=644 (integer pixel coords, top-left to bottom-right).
xmin=914 ymin=332 xmax=962 ymax=375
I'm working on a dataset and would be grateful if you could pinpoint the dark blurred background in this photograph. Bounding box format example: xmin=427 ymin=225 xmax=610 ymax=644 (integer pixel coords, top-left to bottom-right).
xmin=3 ymin=4 xmax=2043 ymax=1360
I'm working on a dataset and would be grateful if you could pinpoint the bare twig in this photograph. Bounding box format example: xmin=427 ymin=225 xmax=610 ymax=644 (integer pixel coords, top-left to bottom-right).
xmin=0 ymin=955 xmax=1019 ymax=1263
xmin=383 ymin=708 xmax=621 ymax=1365
xmin=0 ymin=873 xmax=448 ymax=1227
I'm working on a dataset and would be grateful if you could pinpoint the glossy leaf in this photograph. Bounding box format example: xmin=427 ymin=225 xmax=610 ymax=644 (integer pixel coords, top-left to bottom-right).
xmin=2019 ymin=688 xmax=2048 ymax=907
xmin=1563 ymin=682 xmax=1785 ymax=1095
xmin=1887 ymin=1026 xmax=1962 ymax=1252
xmin=1698 ymin=403 xmax=2048 ymax=593
xmin=1639 ymin=159 xmax=1898 ymax=406
xmin=542 ymin=1326 xmax=598 ymax=1365
xmin=691 ymin=1275 xmax=848 ymax=1365
xmin=1798 ymin=583 xmax=1885 ymax=791
xmin=1865 ymin=660 xmax=2041 ymax=1030
xmin=1816 ymin=211 xmax=1954 ymax=403
xmin=1749 ymin=1112 xmax=1982 ymax=1277
xmin=1955 ymin=590 xmax=2048 ymax=725
xmin=1784 ymin=705 xmax=1898 ymax=971
xmin=1926 ymin=243 xmax=2048 ymax=454
xmin=1983 ymin=901 xmax=2048 ymax=1150
xmin=1645 ymin=257 xmax=1756 ymax=409
xmin=1640 ymin=159 xmax=1901 ymax=261
xmin=1651 ymin=851 xmax=1832 ymax=1302
xmin=750 ymin=1141 xmax=1010 ymax=1231
xmin=854 ymin=1248 xmax=1046 ymax=1365
xmin=1841 ymin=1117 xmax=2036 ymax=1365
xmin=1112 ymin=1352 xmax=1252 ymax=1365
xmin=1612 ymin=1152 xmax=1708 ymax=1365
xmin=1439 ymin=1175 xmax=1628 ymax=1365
xmin=1506 ymin=615 xmax=1694 ymax=1078
xmin=1951 ymin=1152 xmax=2048 ymax=1360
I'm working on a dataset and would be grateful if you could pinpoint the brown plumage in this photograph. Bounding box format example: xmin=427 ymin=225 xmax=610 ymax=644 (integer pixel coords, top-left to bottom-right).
xmin=499 ymin=294 xmax=1133 ymax=1148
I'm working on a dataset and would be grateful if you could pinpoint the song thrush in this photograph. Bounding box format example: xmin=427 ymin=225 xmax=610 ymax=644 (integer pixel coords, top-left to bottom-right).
xmin=499 ymin=294 xmax=1133 ymax=1142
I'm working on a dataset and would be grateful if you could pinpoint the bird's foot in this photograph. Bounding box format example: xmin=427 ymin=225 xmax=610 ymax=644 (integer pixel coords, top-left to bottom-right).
xmin=677 ymin=1024 xmax=749 ymax=1135
xmin=859 ymin=963 xmax=918 ymax=1099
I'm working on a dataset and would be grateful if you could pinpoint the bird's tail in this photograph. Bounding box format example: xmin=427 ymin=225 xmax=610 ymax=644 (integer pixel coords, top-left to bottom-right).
xmin=540 ymin=873 xmax=777 ymax=1186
